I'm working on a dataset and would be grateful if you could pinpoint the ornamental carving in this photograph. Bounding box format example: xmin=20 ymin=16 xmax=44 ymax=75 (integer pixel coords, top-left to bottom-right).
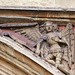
xmin=0 ymin=21 xmax=75 ymax=75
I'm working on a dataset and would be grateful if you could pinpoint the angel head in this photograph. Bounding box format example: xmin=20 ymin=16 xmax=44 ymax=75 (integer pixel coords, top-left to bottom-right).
xmin=44 ymin=21 xmax=58 ymax=32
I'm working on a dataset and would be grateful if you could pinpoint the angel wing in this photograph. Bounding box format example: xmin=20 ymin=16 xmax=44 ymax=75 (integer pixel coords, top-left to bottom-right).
xmin=13 ymin=25 xmax=42 ymax=47
xmin=0 ymin=22 xmax=47 ymax=52
xmin=61 ymin=23 xmax=75 ymax=68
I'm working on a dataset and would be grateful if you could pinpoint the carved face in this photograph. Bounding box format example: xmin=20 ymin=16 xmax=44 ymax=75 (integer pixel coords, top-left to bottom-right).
xmin=45 ymin=21 xmax=53 ymax=32
xmin=45 ymin=21 xmax=58 ymax=32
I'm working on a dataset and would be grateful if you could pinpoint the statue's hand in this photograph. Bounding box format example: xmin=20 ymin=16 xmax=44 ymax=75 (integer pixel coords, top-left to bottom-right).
xmin=52 ymin=37 xmax=59 ymax=41
xmin=41 ymin=34 xmax=47 ymax=40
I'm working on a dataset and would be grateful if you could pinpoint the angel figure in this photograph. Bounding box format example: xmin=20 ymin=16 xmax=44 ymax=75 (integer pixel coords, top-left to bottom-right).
xmin=36 ymin=21 xmax=69 ymax=68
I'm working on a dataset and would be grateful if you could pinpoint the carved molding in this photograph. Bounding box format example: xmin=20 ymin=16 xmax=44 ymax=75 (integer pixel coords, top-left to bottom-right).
xmin=0 ymin=36 xmax=65 ymax=75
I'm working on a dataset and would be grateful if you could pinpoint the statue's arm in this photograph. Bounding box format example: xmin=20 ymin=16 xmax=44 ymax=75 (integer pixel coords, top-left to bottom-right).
xmin=52 ymin=36 xmax=68 ymax=45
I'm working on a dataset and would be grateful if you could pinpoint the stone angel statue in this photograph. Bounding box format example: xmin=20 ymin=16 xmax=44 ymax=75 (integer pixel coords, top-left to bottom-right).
xmin=35 ymin=21 xmax=69 ymax=67
xmin=36 ymin=22 xmax=74 ymax=69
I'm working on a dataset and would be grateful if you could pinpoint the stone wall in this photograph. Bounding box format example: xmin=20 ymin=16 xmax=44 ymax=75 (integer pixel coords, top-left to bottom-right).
xmin=0 ymin=0 xmax=75 ymax=8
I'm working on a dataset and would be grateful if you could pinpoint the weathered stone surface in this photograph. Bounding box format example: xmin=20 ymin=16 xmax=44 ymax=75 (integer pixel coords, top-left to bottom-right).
xmin=0 ymin=0 xmax=75 ymax=8
xmin=0 ymin=36 xmax=65 ymax=75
